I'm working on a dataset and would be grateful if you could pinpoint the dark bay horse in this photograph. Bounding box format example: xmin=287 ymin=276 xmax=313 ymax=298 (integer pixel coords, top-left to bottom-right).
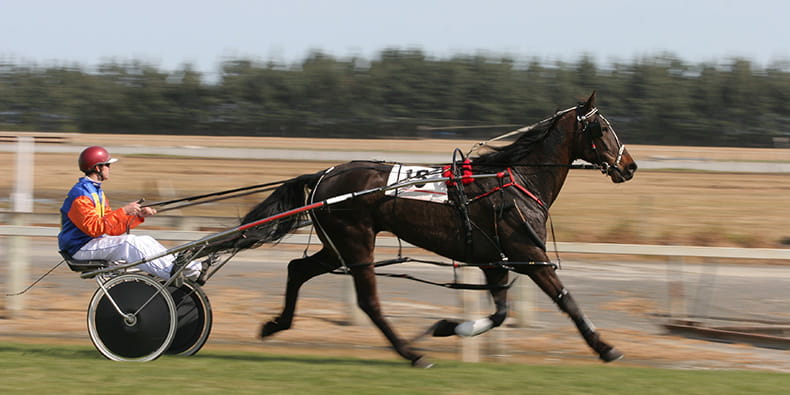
xmin=212 ymin=92 xmax=637 ymax=367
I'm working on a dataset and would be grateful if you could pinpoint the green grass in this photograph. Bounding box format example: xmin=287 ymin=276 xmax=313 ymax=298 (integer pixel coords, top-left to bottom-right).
xmin=0 ymin=342 xmax=788 ymax=394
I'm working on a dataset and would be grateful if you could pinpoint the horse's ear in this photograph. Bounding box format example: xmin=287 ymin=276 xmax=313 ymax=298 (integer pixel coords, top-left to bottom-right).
xmin=582 ymin=91 xmax=597 ymax=112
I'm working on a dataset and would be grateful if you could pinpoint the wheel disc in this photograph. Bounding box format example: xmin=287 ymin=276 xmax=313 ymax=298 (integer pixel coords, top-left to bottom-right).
xmin=87 ymin=274 xmax=177 ymax=361
xmin=166 ymin=282 xmax=213 ymax=356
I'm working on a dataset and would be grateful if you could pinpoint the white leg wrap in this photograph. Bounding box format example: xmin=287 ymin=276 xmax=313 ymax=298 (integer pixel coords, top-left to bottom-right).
xmin=454 ymin=318 xmax=494 ymax=337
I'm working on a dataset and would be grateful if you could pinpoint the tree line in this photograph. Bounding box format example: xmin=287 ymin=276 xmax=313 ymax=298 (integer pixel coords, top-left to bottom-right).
xmin=1 ymin=49 xmax=788 ymax=147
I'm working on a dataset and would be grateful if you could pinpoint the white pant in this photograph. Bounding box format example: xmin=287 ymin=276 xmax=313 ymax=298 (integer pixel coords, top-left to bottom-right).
xmin=73 ymin=234 xmax=201 ymax=280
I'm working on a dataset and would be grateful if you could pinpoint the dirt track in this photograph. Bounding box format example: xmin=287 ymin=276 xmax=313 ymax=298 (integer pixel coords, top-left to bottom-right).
xmin=3 ymin=239 xmax=790 ymax=373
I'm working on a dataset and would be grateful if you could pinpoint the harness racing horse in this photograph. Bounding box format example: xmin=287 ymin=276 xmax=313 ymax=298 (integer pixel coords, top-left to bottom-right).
xmin=213 ymin=92 xmax=637 ymax=367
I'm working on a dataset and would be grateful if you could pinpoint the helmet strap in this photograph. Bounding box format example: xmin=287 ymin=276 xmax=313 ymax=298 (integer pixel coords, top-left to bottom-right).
xmin=86 ymin=167 xmax=105 ymax=182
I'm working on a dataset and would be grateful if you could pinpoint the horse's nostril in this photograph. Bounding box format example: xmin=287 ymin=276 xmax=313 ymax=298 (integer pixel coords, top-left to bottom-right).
xmin=628 ymin=162 xmax=638 ymax=172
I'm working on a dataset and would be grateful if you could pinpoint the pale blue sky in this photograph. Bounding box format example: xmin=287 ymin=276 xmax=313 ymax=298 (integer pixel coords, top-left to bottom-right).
xmin=3 ymin=0 xmax=788 ymax=78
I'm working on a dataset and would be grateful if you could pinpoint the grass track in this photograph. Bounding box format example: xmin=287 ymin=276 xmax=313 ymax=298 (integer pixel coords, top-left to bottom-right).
xmin=0 ymin=342 xmax=787 ymax=394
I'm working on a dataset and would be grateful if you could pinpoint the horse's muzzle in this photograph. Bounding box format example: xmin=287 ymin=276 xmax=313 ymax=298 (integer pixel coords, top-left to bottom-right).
xmin=609 ymin=161 xmax=637 ymax=183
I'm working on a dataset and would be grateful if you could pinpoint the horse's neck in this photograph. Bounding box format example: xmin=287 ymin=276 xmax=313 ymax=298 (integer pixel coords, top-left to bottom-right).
xmin=517 ymin=134 xmax=574 ymax=207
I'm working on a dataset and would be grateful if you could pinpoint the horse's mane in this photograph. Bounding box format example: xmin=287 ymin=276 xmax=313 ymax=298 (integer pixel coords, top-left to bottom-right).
xmin=471 ymin=109 xmax=569 ymax=167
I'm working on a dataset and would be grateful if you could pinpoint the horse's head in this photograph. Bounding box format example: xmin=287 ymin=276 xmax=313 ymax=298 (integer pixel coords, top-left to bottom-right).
xmin=573 ymin=92 xmax=637 ymax=183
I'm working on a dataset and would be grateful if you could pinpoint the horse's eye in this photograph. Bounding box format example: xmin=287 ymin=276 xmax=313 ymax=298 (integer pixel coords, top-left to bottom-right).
xmin=588 ymin=122 xmax=603 ymax=138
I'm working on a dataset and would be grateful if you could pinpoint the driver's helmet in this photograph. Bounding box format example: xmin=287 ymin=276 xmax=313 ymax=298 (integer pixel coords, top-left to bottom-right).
xmin=78 ymin=146 xmax=118 ymax=172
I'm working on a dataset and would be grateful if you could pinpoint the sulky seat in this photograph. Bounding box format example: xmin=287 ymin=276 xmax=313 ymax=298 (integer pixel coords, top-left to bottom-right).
xmin=59 ymin=250 xmax=110 ymax=273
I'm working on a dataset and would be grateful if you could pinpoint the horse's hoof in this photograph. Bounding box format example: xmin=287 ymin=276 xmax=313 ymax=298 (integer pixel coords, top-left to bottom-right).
xmin=411 ymin=356 xmax=435 ymax=369
xmin=260 ymin=320 xmax=283 ymax=338
xmin=431 ymin=319 xmax=462 ymax=337
xmin=599 ymin=348 xmax=624 ymax=363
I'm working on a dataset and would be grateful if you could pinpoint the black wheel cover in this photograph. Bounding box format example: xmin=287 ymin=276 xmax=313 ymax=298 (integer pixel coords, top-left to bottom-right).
xmin=94 ymin=280 xmax=174 ymax=359
xmin=166 ymin=283 xmax=212 ymax=355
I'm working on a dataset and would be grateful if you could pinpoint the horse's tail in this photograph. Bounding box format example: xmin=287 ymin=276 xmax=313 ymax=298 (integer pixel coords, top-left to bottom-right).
xmin=215 ymin=171 xmax=324 ymax=253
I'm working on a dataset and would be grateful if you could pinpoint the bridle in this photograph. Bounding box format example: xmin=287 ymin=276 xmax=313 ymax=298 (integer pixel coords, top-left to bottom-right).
xmin=576 ymin=106 xmax=626 ymax=176
xmin=465 ymin=104 xmax=627 ymax=174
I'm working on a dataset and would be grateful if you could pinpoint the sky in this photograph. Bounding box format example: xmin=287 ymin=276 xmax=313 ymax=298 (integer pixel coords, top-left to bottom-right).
xmin=3 ymin=0 xmax=789 ymax=80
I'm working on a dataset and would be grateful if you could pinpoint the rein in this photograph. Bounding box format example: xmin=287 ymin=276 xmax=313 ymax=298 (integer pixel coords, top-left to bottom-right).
xmin=466 ymin=106 xmax=577 ymax=156
xmin=464 ymin=104 xmax=623 ymax=175
xmin=141 ymin=179 xmax=290 ymax=213
xmin=139 ymin=138 xmax=602 ymax=215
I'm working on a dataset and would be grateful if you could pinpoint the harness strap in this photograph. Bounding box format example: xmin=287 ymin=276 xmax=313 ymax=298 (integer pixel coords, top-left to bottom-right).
xmin=330 ymin=258 xmax=556 ymax=291
xmin=466 ymin=106 xmax=578 ymax=156
xmin=329 ymin=268 xmax=516 ymax=290
xmin=374 ymin=272 xmax=517 ymax=290
xmin=469 ymin=168 xmax=545 ymax=206
xmin=444 ymin=150 xmax=475 ymax=262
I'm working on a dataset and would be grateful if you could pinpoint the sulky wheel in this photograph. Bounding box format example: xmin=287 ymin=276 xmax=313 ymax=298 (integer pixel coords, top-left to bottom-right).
xmin=87 ymin=274 xmax=177 ymax=362
xmin=165 ymin=281 xmax=213 ymax=356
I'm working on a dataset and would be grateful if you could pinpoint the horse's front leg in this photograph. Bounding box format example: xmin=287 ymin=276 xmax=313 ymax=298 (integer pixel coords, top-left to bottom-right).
xmin=429 ymin=267 xmax=509 ymax=337
xmin=526 ymin=266 xmax=623 ymax=362
xmin=260 ymin=249 xmax=339 ymax=338
xmin=350 ymin=263 xmax=433 ymax=368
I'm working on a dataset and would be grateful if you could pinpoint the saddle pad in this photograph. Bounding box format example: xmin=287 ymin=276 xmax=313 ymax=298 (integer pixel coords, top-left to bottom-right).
xmin=384 ymin=165 xmax=448 ymax=203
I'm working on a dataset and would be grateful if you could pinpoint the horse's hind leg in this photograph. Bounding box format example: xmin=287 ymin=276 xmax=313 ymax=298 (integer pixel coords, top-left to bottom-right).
xmin=260 ymin=248 xmax=339 ymax=338
xmin=526 ymin=266 xmax=623 ymax=362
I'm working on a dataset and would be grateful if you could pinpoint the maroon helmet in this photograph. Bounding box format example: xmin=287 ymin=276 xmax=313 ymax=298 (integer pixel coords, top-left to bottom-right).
xmin=78 ymin=146 xmax=118 ymax=172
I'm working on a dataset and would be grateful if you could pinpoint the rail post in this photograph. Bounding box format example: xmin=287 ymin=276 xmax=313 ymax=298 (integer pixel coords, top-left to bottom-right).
xmin=6 ymin=136 xmax=34 ymax=315
xmin=344 ymin=275 xmax=366 ymax=326
xmin=460 ymin=267 xmax=482 ymax=362
xmin=512 ymin=277 xmax=539 ymax=328
xmin=667 ymin=256 xmax=688 ymax=321
xmin=0 ymin=240 xmax=4 ymax=317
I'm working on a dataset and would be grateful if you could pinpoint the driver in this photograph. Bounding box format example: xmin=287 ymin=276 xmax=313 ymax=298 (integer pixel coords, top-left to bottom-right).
xmin=58 ymin=145 xmax=201 ymax=280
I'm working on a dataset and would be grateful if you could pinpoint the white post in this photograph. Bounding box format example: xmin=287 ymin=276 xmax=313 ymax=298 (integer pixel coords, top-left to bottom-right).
xmin=512 ymin=277 xmax=539 ymax=328
xmin=6 ymin=136 xmax=34 ymax=314
xmin=667 ymin=256 xmax=688 ymax=321
xmin=11 ymin=136 xmax=34 ymax=213
xmin=0 ymin=233 xmax=3 ymax=317
xmin=460 ymin=267 xmax=481 ymax=362
xmin=344 ymin=275 xmax=365 ymax=326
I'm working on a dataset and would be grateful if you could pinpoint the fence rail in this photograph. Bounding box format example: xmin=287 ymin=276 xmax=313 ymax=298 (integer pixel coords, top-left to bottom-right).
xmin=0 ymin=132 xmax=72 ymax=144
xmin=3 ymin=220 xmax=790 ymax=260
